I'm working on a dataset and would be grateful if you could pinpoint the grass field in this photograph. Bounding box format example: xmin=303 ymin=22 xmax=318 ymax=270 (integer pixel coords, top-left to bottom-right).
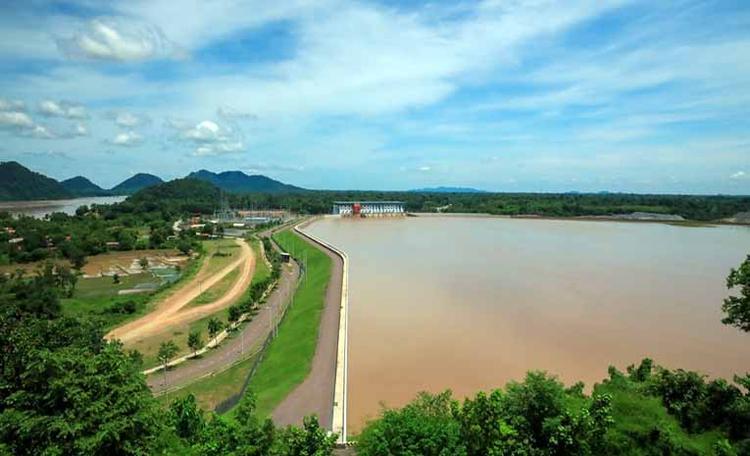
xmin=152 ymin=237 xmax=275 ymax=409
xmin=187 ymin=266 xmax=240 ymax=307
xmin=127 ymin=238 xmax=256 ymax=368
xmin=237 ymin=229 xmax=332 ymax=418
xmin=156 ymin=353 xmax=259 ymax=412
xmin=249 ymin=237 xmax=271 ymax=285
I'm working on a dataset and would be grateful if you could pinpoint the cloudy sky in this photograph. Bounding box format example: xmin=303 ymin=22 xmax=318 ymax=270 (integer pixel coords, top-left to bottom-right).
xmin=0 ymin=0 xmax=748 ymax=193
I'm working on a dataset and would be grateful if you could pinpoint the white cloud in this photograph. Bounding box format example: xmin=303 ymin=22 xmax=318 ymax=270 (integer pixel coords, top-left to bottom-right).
xmin=110 ymin=131 xmax=143 ymax=147
xmin=0 ymin=106 xmax=57 ymax=139
xmin=108 ymin=111 xmax=148 ymax=127
xmin=730 ymin=171 xmax=747 ymax=180
xmin=0 ymin=111 xmax=34 ymax=129
xmin=0 ymin=98 xmax=26 ymax=112
xmin=174 ymin=119 xmax=245 ymax=156
xmin=38 ymin=100 xmax=87 ymax=119
xmin=73 ymin=122 xmax=88 ymax=137
xmin=57 ymin=18 xmax=183 ymax=61
xmin=418 ymin=166 xmax=432 ymax=172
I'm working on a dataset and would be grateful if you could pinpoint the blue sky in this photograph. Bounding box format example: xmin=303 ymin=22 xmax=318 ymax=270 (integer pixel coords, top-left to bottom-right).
xmin=0 ymin=0 xmax=748 ymax=193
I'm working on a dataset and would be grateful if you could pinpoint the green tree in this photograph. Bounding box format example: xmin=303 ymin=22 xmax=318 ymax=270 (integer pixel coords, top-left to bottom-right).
xmin=157 ymin=340 xmax=179 ymax=389
xmin=357 ymin=391 xmax=466 ymax=456
xmin=187 ymin=330 xmax=203 ymax=357
xmin=0 ymin=320 xmax=162 ymax=455
xmin=177 ymin=239 xmax=192 ymax=255
xmin=207 ymin=317 xmax=224 ymax=342
xmin=227 ymin=304 xmax=242 ymax=325
xmin=723 ymin=255 xmax=750 ymax=332
xmin=168 ymin=394 xmax=204 ymax=442
xmin=275 ymin=415 xmax=337 ymax=456
xmin=113 ymin=273 xmax=121 ymax=284
xmin=139 ymin=257 xmax=149 ymax=271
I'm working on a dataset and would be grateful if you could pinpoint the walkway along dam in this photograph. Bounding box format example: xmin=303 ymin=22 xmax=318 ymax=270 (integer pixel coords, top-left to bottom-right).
xmin=271 ymin=220 xmax=349 ymax=444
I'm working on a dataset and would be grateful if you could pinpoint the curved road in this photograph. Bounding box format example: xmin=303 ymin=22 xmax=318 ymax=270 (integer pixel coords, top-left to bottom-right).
xmin=271 ymin=225 xmax=344 ymax=430
xmin=107 ymin=238 xmax=255 ymax=344
xmin=148 ymin=257 xmax=300 ymax=393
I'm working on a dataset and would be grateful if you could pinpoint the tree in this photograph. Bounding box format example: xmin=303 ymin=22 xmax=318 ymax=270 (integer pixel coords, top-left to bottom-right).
xmin=187 ymin=330 xmax=203 ymax=357
xmin=227 ymin=304 xmax=242 ymax=325
xmin=139 ymin=257 xmax=149 ymax=271
xmin=207 ymin=317 xmax=224 ymax=343
xmin=275 ymin=415 xmax=337 ymax=456
xmin=0 ymin=312 xmax=163 ymax=455
xmin=177 ymin=239 xmax=192 ymax=255
xmin=168 ymin=394 xmax=204 ymax=442
xmin=157 ymin=340 xmax=179 ymax=389
xmin=723 ymin=255 xmax=750 ymax=332
xmin=113 ymin=273 xmax=121 ymax=284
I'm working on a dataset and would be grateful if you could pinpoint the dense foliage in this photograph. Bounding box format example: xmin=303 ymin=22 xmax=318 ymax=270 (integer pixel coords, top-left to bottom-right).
xmin=0 ymin=161 xmax=72 ymax=201
xmin=228 ymin=191 xmax=750 ymax=221
xmin=723 ymin=255 xmax=750 ymax=332
xmin=0 ymin=178 xmax=217 ymax=265
xmin=0 ymin=268 xmax=336 ymax=455
xmin=357 ymin=360 xmax=750 ymax=456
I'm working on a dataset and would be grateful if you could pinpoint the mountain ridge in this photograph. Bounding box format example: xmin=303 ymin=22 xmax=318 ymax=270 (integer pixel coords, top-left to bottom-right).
xmin=187 ymin=169 xmax=304 ymax=193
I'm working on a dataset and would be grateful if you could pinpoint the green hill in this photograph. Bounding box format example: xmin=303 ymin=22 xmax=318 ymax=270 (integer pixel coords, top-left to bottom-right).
xmin=110 ymin=173 xmax=163 ymax=195
xmin=126 ymin=177 xmax=220 ymax=214
xmin=0 ymin=161 xmax=72 ymax=201
xmin=187 ymin=169 xmax=303 ymax=193
xmin=61 ymin=176 xmax=109 ymax=197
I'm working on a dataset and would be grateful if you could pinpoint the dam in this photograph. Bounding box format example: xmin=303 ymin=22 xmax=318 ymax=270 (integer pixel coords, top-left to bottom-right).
xmin=332 ymin=201 xmax=405 ymax=217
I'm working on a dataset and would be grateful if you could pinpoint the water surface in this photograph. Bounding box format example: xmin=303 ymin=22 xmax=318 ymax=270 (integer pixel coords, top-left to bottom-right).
xmin=0 ymin=196 xmax=126 ymax=218
xmin=307 ymin=216 xmax=750 ymax=432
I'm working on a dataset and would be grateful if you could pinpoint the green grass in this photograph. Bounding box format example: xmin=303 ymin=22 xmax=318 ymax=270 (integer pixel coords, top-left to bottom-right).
xmin=234 ymin=229 xmax=332 ymax=418
xmin=187 ymin=267 xmax=240 ymax=307
xmin=249 ymin=238 xmax=271 ymax=286
xmin=156 ymin=353 xmax=259 ymax=412
xmin=595 ymin=375 xmax=723 ymax=454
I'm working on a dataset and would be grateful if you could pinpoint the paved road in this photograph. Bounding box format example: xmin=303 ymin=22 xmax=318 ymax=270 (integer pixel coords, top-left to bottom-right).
xmin=148 ymin=252 xmax=299 ymax=393
xmin=271 ymin=225 xmax=344 ymax=430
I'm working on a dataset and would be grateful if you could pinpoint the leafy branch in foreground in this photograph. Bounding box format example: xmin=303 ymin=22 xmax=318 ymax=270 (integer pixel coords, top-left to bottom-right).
xmin=723 ymin=254 xmax=750 ymax=332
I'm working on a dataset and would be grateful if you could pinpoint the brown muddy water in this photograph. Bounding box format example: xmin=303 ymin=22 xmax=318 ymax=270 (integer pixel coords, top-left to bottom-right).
xmin=306 ymin=215 xmax=750 ymax=433
xmin=0 ymin=196 xmax=126 ymax=218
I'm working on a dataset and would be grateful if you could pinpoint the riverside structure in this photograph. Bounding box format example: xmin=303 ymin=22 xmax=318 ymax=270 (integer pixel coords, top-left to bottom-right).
xmin=331 ymin=201 xmax=405 ymax=216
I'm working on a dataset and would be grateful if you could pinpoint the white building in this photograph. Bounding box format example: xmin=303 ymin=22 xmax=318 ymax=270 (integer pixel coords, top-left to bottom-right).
xmin=332 ymin=201 xmax=405 ymax=216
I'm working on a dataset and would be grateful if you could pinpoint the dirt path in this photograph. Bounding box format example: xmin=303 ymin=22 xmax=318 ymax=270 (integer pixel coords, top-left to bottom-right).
xmin=106 ymin=238 xmax=255 ymax=344
xmin=271 ymin=226 xmax=344 ymax=430
xmin=149 ymin=258 xmax=300 ymax=393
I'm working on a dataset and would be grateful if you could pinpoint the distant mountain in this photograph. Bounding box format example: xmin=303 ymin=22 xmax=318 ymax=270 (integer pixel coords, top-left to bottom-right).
xmin=0 ymin=161 xmax=73 ymax=201
xmin=410 ymin=186 xmax=486 ymax=193
xmin=187 ymin=169 xmax=304 ymax=193
xmin=61 ymin=176 xmax=109 ymax=197
xmin=110 ymin=173 xmax=164 ymax=195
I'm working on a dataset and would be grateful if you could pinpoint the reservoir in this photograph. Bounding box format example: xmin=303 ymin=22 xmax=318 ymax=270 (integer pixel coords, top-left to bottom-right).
xmin=306 ymin=216 xmax=750 ymax=433
xmin=0 ymin=196 xmax=126 ymax=218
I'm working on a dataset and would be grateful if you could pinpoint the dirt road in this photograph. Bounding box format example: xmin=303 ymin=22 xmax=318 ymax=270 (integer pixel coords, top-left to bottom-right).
xmin=106 ymin=238 xmax=255 ymax=344
xmin=148 ymin=258 xmax=300 ymax=393
xmin=271 ymin=226 xmax=344 ymax=430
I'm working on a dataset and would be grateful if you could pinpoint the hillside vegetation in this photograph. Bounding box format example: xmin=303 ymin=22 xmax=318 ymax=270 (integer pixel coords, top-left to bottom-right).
xmin=0 ymin=161 xmax=72 ymax=201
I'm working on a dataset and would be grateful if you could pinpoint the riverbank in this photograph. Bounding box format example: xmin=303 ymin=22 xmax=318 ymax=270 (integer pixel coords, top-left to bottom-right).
xmin=243 ymin=228 xmax=338 ymax=421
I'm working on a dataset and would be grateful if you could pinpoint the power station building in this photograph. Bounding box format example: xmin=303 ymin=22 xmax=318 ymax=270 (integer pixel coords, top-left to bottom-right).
xmin=332 ymin=201 xmax=405 ymax=216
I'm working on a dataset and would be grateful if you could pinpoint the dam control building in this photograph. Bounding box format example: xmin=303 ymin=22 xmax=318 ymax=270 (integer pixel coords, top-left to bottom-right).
xmin=332 ymin=201 xmax=405 ymax=216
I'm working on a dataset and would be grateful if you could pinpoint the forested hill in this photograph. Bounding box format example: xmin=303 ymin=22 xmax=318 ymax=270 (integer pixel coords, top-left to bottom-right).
xmin=187 ymin=169 xmax=304 ymax=193
xmin=60 ymin=176 xmax=108 ymax=197
xmin=122 ymin=177 xmax=221 ymax=215
xmin=109 ymin=173 xmax=164 ymax=195
xmin=0 ymin=161 xmax=72 ymax=201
